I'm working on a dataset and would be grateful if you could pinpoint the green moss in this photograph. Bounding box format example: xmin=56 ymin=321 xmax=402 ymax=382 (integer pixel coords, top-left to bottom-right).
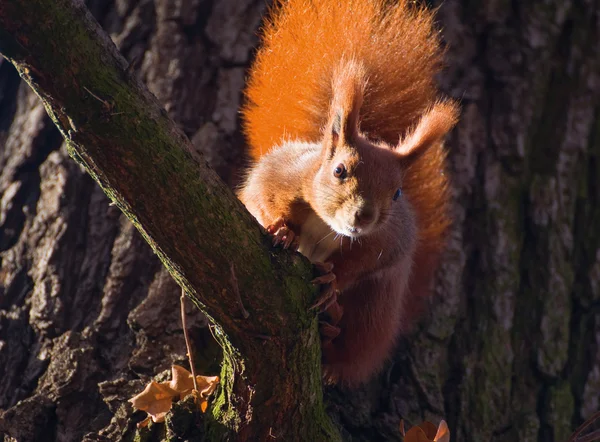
xmin=1 ymin=0 xmax=338 ymax=439
xmin=456 ymin=170 xmax=524 ymax=441
xmin=546 ymin=382 xmax=575 ymax=441
xmin=282 ymin=273 xmax=318 ymax=328
xmin=165 ymin=396 xmax=204 ymax=441
xmin=205 ymin=336 xmax=243 ymax=435
xmin=461 ymin=324 xmax=514 ymax=441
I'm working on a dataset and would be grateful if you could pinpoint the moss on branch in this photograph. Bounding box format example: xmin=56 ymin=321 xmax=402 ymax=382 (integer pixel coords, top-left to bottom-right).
xmin=0 ymin=0 xmax=339 ymax=439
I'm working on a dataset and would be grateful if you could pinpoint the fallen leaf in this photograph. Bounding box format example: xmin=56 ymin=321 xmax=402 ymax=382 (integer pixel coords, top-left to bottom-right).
xmin=419 ymin=422 xmax=438 ymax=439
xmin=129 ymin=365 xmax=220 ymax=422
xmin=404 ymin=426 xmax=433 ymax=442
xmin=433 ymin=420 xmax=450 ymax=442
xmin=168 ymin=365 xmax=219 ymax=400
xmin=402 ymin=420 xmax=451 ymax=442
xmin=129 ymin=381 xmax=177 ymax=423
xmin=169 ymin=365 xmax=196 ymax=398
xmin=196 ymin=374 xmax=220 ymax=398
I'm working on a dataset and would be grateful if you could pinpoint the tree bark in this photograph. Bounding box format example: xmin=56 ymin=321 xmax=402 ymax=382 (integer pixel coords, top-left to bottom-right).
xmin=0 ymin=0 xmax=337 ymax=440
xmin=0 ymin=0 xmax=599 ymax=442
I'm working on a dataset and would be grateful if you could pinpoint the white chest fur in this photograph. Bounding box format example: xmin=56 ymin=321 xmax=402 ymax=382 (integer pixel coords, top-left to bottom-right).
xmin=298 ymin=213 xmax=340 ymax=263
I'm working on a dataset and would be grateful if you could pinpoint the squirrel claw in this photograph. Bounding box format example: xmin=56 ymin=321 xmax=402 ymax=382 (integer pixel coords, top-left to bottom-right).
xmin=323 ymin=299 xmax=343 ymax=325
xmin=311 ymin=272 xmax=336 ymax=285
xmin=282 ymin=233 xmax=297 ymax=249
xmin=319 ymin=321 xmax=341 ymax=344
xmin=311 ymin=285 xmax=339 ymax=313
xmin=311 ymin=261 xmax=338 ymax=312
xmin=267 ymin=218 xmax=299 ymax=250
xmin=311 ymin=262 xmax=334 ymax=284
xmin=319 ymin=301 xmax=343 ymax=345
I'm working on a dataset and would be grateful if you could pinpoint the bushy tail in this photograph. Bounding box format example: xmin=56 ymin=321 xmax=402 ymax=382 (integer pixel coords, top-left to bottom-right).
xmin=244 ymin=0 xmax=455 ymax=309
xmin=243 ymin=0 xmax=444 ymax=156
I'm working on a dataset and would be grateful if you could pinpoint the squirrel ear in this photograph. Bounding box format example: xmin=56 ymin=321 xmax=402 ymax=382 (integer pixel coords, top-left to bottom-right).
xmin=395 ymin=101 xmax=459 ymax=165
xmin=324 ymin=60 xmax=367 ymax=155
xmin=330 ymin=111 xmax=343 ymax=146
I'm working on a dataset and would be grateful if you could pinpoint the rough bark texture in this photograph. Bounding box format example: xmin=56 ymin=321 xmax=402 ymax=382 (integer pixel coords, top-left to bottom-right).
xmin=0 ymin=1 xmax=599 ymax=442
xmin=0 ymin=0 xmax=343 ymax=439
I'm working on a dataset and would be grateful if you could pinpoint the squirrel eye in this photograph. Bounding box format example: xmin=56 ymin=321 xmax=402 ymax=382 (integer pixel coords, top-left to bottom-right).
xmin=393 ymin=188 xmax=402 ymax=201
xmin=333 ymin=163 xmax=346 ymax=179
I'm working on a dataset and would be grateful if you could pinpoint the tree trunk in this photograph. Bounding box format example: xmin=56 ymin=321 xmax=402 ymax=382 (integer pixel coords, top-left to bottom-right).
xmin=0 ymin=1 xmax=599 ymax=442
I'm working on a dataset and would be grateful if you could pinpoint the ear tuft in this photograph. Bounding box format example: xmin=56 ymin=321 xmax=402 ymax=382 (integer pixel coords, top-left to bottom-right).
xmin=331 ymin=112 xmax=342 ymax=137
xmin=326 ymin=59 xmax=368 ymax=145
xmin=395 ymin=100 xmax=459 ymax=163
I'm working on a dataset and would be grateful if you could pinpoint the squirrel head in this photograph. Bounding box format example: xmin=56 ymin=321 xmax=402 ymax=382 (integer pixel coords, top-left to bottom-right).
xmin=311 ymin=62 xmax=458 ymax=238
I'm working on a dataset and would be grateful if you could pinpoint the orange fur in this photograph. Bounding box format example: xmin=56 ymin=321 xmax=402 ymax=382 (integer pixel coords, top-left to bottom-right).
xmin=245 ymin=0 xmax=441 ymax=153
xmin=240 ymin=0 xmax=458 ymax=385
xmin=244 ymin=0 xmax=451 ymax=295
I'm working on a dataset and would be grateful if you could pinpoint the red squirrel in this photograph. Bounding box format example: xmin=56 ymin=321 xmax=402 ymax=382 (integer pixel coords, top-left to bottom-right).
xmin=238 ymin=0 xmax=459 ymax=385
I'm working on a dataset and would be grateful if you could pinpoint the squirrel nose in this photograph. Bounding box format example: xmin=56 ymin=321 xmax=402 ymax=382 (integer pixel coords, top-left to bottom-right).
xmin=354 ymin=207 xmax=375 ymax=228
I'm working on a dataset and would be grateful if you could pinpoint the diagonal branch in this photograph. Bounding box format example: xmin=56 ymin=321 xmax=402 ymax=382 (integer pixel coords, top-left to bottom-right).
xmin=0 ymin=0 xmax=338 ymax=440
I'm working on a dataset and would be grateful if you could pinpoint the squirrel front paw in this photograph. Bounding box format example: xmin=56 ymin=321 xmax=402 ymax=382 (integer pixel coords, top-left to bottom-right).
xmin=311 ymin=261 xmax=339 ymax=312
xmin=319 ymin=299 xmax=343 ymax=345
xmin=266 ymin=217 xmax=299 ymax=250
xmin=319 ymin=321 xmax=341 ymax=344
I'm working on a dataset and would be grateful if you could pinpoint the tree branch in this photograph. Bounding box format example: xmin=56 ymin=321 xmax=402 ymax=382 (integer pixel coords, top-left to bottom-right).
xmin=0 ymin=0 xmax=339 ymax=439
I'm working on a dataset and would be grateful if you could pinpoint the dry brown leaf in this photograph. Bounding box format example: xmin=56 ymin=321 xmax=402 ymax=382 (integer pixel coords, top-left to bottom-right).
xmin=168 ymin=365 xmax=196 ymax=398
xmin=129 ymin=365 xmax=220 ymax=423
xmin=433 ymin=420 xmax=450 ymax=442
xmin=196 ymin=374 xmax=220 ymax=398
xmin=419 ymin=422 xmax=438 ymax=439
xmin=168 ymin=365 xmax=219 ymax=400
xmin=129 ymin=381 xmax=177 ymax=423
xmin=404 ymin=426 xmax=434 ymax=442
xmin=402 ymin=420 xmax=451 ymax=442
